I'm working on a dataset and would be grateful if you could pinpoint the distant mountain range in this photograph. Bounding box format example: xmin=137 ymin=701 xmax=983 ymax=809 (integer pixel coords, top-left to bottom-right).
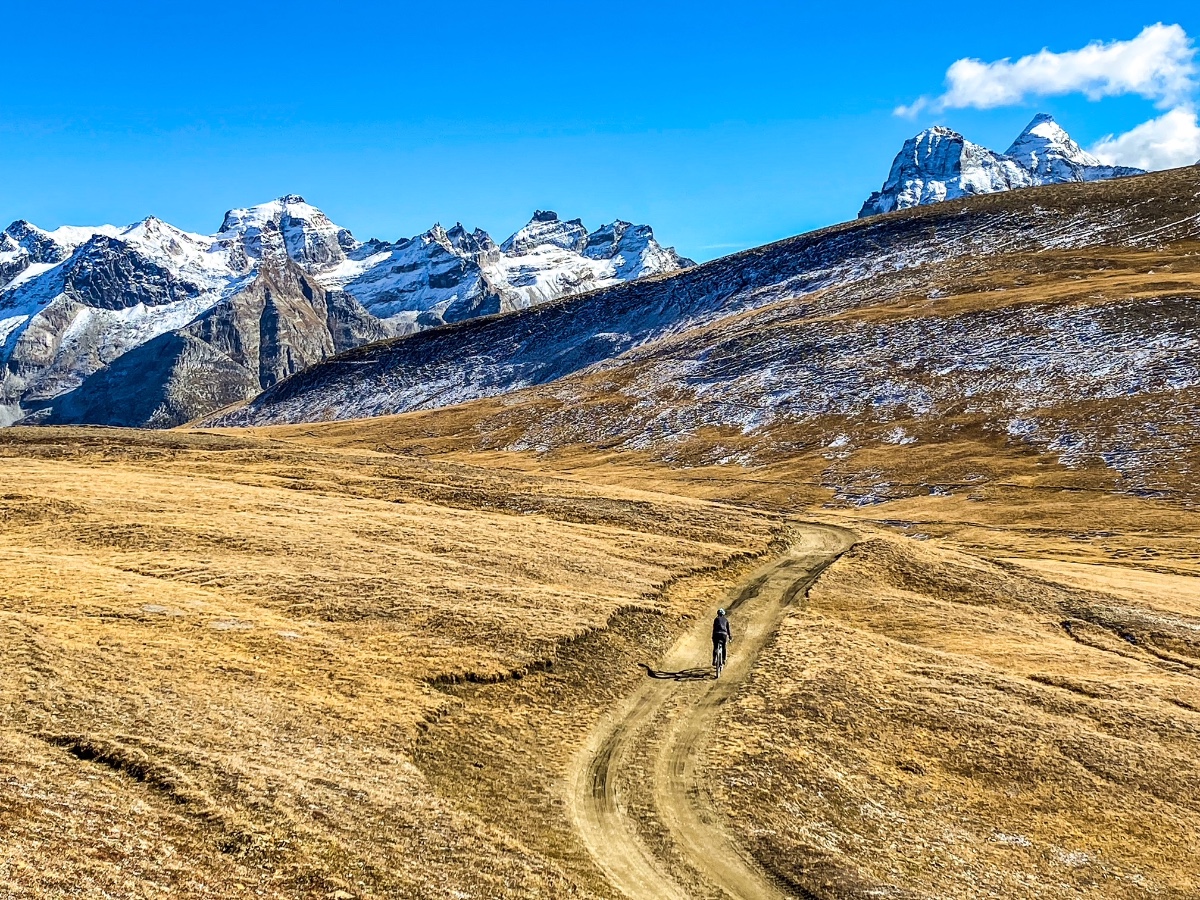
xmin=209 ymin=167 xmax=1200 ymax=503
xmin=0 ymin=199 xmax=691 ymax=426
xmin=859 ymin=114 xmax=1145 ymax=217
xmin=0 ymin=120 xmax=1182 ymax=438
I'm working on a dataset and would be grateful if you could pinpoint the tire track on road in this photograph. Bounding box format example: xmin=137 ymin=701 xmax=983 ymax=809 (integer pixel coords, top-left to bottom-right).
xmin=568 ymin=524 xmax=856 ymax=900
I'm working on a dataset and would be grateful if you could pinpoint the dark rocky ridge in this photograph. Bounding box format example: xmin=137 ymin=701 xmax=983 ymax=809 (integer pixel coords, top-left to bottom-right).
xmin=1 ymin=199 xmax=691 ymax=426
xmin=62 ymin=235 xmax=205 ymax=310
xmin=41 ymin=260 xmax=386 ymax=428
xmin=208 ymin=168 xmax=1200 ymax=434
xmin=37 ymin=333 xmax=261 ymax=429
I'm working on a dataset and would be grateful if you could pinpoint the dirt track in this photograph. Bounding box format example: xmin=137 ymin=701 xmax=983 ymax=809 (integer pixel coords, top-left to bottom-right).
xmin=569 ymin=524 xmax=856 ymax=900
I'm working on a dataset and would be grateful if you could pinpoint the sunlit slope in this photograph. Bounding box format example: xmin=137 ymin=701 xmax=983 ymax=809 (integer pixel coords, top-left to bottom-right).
xmin=438 ymin=244 xmax=1200 ymax=500
xmin=0 ymin=427 xmax=774 ymax=898
xmin=708 ymin=531 xmax=1200 ymax=898
xmin=211 ymin=167 xmax=1200 ymax=434
xmin=214 ymin=169 xmax=1200 ymax=502
xmin=4 ymin=422 xmax=1199 ymax=896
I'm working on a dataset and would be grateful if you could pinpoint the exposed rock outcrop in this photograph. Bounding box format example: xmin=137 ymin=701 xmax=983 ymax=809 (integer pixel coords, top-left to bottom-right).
xmin=860 ymin=115 xmax=1144 ymax=217
xmin=42 ymin=260 xmax=387 ymax=428
xmin=0 ymin=197 xmax=689 ymax=425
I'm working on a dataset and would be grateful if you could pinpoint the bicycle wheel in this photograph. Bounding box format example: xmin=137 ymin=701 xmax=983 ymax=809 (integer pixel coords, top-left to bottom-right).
xmin=715 ymin=643 xmax=725 ymax=679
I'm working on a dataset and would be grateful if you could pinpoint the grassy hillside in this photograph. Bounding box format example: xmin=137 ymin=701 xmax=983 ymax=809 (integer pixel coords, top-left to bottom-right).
xmin=0 ymin=428 xmax=775 ymax=898
xmin=8 ymin=172 xmax=1200 ymax=897
xmin=3 ymin=424 xmax=1198 ymax=897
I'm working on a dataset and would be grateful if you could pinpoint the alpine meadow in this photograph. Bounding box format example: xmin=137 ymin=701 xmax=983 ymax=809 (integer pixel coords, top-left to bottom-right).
xmin=3 ymin=12 xmax=1200 ymax=900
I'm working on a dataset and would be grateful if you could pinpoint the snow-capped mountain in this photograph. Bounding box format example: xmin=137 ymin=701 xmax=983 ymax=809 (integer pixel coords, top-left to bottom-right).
xmin=1003 ymin=114 xmax=1112 ymax=180
xmin=322 ymin=210 xmax=693 ymax=332
xmin=859 ymin=114 xmax=1144 ymax=217
xmin=320 ymin=223 xmax=498 ymax=327
xmin=212 ymin=194 xmax=358 ymax=273
xmin=0 ymin=217 xmax=244 ymax=424
xmin=42 ymin=259 xmax=387 ymax=428
xmin=209 ymin=167 xmax=1200 ymax=504
xmin=0 ymin=198 xmax=690 ymax=426
xmin=494 ymin=212 xmax=688 ymax=309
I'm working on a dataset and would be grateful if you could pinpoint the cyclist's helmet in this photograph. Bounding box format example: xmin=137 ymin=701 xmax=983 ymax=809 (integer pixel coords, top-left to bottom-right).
xmin=718 ymin=608 xmax=726 ymax=616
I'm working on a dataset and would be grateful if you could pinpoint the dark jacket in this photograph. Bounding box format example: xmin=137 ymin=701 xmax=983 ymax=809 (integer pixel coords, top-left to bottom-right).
xmin=712 ymin=613 xmax=732 ymax=643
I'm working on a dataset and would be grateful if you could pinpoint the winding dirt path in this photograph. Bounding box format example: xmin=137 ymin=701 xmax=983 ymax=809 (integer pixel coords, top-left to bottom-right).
xmin=568 ymin=524 xmax=856 ymax=900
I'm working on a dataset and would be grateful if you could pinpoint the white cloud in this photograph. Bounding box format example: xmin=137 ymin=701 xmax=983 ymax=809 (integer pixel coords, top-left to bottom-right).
xmin=897 ymin=24 xmax=1197 ymax=117
xmin=892 ymin=97 xmax=929 ymax=118
xmin=1090 ymin=107 xmax=1200 ymax=170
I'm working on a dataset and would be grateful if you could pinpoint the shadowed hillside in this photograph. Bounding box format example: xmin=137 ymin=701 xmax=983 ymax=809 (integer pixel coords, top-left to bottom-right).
xmin=6 ymin=171 xmax=1200 ymax=899
xmin=219 ymin=169 xmax=1200 ymax=510
xmin=211 ymin=167 xmax=1200 ymax=441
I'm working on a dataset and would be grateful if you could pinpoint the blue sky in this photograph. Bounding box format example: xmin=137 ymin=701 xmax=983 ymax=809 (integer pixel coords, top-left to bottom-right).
xmin=2 ymin=2 xmax=1197 ymax=261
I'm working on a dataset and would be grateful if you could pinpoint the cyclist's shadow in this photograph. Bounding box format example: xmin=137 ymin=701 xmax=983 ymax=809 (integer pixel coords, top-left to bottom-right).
xmin=639 ymin=663 xmax=716 ymax=681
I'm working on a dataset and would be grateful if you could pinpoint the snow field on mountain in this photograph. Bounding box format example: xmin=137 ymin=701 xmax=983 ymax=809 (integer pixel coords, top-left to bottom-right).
xmin=860 ymin=114 xmax=1146 ymax=217
xmin=0 ymin=197 xmax=689 ymax=425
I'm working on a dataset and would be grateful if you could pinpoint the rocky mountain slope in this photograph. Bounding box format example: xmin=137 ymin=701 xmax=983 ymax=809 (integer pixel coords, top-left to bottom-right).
xmin=212 ymin=168 xmax=1200 ymax=503
xmin=327 ymin=211 xmax=692 ymax=330
xmin=0 ymin=198 xmax=688 ymax=426
xmin=859 ymin=114 xmax=1144 ymax=217
xmin=40 ymin=261 xmax=387 ymax=428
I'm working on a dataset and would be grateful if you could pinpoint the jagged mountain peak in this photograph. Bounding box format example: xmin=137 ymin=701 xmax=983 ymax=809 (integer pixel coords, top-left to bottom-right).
xmin=899 ymin=126 xmax=972 ymax=165
xmin=916 ymin=124 xmax=963 ymax=139
xmin=522 ymin=209 xmax=585 ymax=230
xmin=419 ymin=223 xmax=495 ymax=257
xmin=582 ymin=220 xmax=695 ymax=273
xmin=323 ymin=209 xmax=689 ymax=331
xmin=858 ymin=128 xmax=1029 ymax=217
xmin=215 ymin=195 xmax=357 ymax=271
xmin=121 ymin=215 xmax=208 ymax=248
xmin=0 ymin=195 xmax=692 ymax=426
xmin=2 ymin=219 xmax=123 ymax=261
xmin=445 ymin=223 xmax=496 ymax=254
xmin=5 ymin=219 xmax=37 ymax=237
xmin=1016 ymin=112 xmax=1068 ymax=138
xmin=901 ymin=125 xmax=969 ymax=154
xmin=217 ymin=195 xmax=342 ymax=235
xmin=1005 ymin=113 xmax=1101 ymax=172
xmin=2 ymin=220 xmax=67 ymax=264
xmin=1010 ymin=113 xmax=1073 ymax=145
xmin=860 ymin=114 xmax=1146 ymax=218
xmin=501 ymin=211 xmax=589 ymax=254
xmin=583 ymin=220 xmax=643 ymax=256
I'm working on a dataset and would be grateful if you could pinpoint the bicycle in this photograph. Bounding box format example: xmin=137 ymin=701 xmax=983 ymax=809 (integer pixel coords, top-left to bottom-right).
xmin=713 ymin=640 xmax=727 ymax=679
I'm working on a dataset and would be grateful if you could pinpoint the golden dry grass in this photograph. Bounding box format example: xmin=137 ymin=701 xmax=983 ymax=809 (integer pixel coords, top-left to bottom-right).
xmin=708 ymin=531 xmax=1200 ymax=898
xmin=3 ymin=419 xmax=1199 ymax=898
xmin=0 ymin=427 xmax=776 ymax=898
xmin=240 ymin=410 xmax=1200 ymax=897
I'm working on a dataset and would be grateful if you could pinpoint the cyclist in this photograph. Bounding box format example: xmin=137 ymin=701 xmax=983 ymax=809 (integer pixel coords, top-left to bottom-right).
xmin=712 ymin=607 xmax=732 ymax=669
